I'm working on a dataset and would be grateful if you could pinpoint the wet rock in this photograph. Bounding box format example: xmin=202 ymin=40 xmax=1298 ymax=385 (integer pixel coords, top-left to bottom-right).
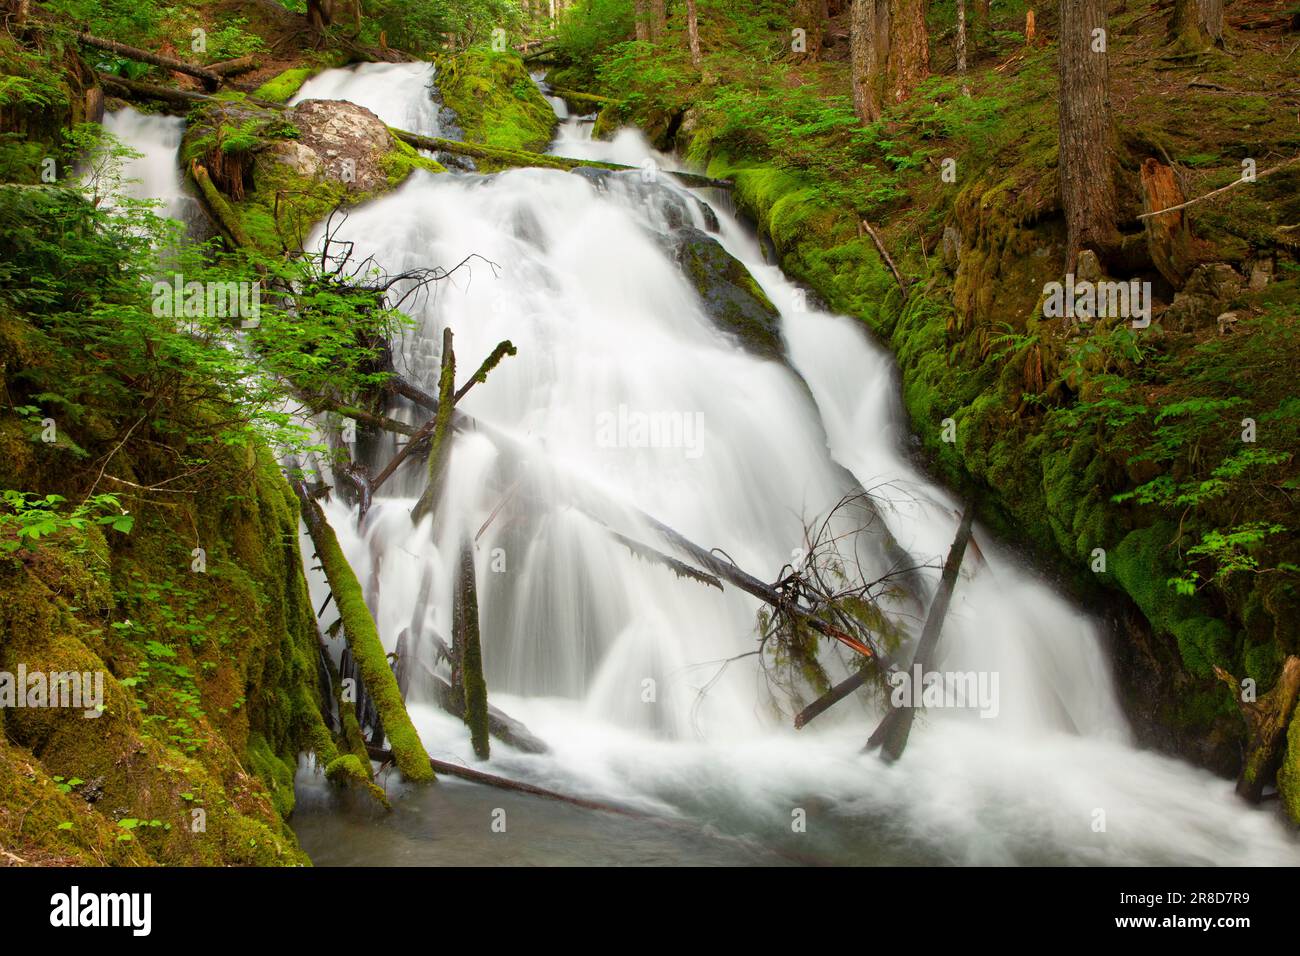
xmin=696 ymin=199 xmax=720 ymax=233
xmin=288 ymin=99 xmax=397 ymax=192
xmin=1076 ymin=248 xmax=1103 ymax=283
xmin=672 ymin=226 xmax=784 ymax=361
xmin=1248 ymin=257 xmax=1274 ymax=292
xmin=941 ymin=224 xmax=962 ymax=273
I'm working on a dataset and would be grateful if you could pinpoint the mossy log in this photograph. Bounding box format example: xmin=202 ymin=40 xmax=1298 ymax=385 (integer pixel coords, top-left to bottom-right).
xmin=454 ymin=537 xmax=491 ymax=760
xmin=394 ymin=130 xmax=734 ymax=190
xmin=1215 ymin=655 xmax=1300 ymax=804
xmin=547 ymin=87 xmax=623 ymax=106
xmin=410 ymin=327 xmax=457 ymax=525
xmin=190 ymin=159 xmax=254 ymax=249
xmin=293 ymin=480 xmax=435 ymax=782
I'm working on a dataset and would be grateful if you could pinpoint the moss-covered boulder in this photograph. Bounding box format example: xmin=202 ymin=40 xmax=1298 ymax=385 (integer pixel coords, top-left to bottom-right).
xmin=672 ymin=226 xmax=783 ymax=361
xmin=434 ymin=50 xmax=555 ymax=158
xmin=182 ymin=96 xmax=443 ymax=254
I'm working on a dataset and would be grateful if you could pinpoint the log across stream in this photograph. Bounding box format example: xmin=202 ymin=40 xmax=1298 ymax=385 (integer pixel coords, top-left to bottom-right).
xmin=101 ymin=63 xmax=1300 ymax=865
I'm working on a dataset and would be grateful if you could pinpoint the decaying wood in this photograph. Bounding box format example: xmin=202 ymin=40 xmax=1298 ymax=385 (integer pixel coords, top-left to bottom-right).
xmin=865 ymin=503 xmax=975 ymax=761
xmin=207 ymin=55 xmax=259 ymax=77
xmin=1139 ymin=157 xmax=1195 ymax=287
xmin=1215 ymin=655 xmax=1300 ymax=803
xmin=1137 ymin=155 xmax=1300 ymax=220
xmin=78 ymin=31 xmax=223 ymax=90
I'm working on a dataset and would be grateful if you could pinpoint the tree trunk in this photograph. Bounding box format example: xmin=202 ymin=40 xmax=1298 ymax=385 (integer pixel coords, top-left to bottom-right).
xmin=635 ymin=0 xmax=650 ymax=41
xmin=687 ymin=0 xmax=702 ymax=65
xmin=850 ymin=0 xmax=882 ymax=123
xmin=955 ymin=0 xmax=968 ymax=94
xmin=1216 ymin=657 xmax=1300 ymax=804
xmin=885 ymin=0 xmax=929 ymax=103
xmin=1171 ymin=0 xmax=1224 ymax=49
xmin=1139 ymin=157 xmax=1195 ymax=288
xmin=649 ymin=0 xmax=667 ymax=40
xmin=1058 ymin=0 xmax=1119 ymax=267
xmin=796 ymin=0 xmax=825 ymax=59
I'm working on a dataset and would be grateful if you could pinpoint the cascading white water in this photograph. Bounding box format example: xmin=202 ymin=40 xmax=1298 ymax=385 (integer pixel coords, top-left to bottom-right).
xmin=107 ymin=67 xmax=1300 ymax=865
xmin=290 ymin=62 xmax=442 ymax=137
xmin=100 ymin=107 xmax=199 ymax=227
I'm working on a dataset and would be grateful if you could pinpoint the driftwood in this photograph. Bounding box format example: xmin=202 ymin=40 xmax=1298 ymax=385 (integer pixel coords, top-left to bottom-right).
xmin=293 ymin=479 xmax=435 ymax=782
xmin=78 ymin=31 xmax=222 ymax=90
xmin=865 ymin=503 xmax=975 ymax=761
xmin=1215 ymin=656 xmax=1300 ymax=803
xmin=547 ymin=87 xmax=622 ymax=106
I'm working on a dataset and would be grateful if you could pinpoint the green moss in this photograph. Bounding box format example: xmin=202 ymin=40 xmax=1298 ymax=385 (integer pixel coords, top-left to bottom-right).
xmin=1279 ymin=713 xmax=1300 ymax=824
xmin=253 ymin=68 xmax=316 ymax=104
xmin=435 ymin=49 xmax=555 ymax=159
xmin=381 ymin=132 xmax=447 ymax=187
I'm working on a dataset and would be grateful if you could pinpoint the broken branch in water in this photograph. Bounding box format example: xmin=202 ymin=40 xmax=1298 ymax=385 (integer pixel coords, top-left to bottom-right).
xmin=865 ymin=503 xmax=976 ymax=762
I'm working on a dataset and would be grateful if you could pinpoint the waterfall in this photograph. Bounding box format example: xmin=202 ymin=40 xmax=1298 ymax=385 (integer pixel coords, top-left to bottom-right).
xmin=100 ymin=107 xmax=200 ymax=229
xmin=107 ymin=67 xmax=1300 ymax=866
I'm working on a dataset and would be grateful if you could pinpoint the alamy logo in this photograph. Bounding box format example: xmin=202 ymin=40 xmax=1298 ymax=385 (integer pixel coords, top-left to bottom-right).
xmin=152 ymin=275 xmax=262 ymax=327
xmin=595 ymin=404 xmax=705 ymax=459
xmin=888 ymin=665 xmax=1000 ymax=718
xmin=0 ymin=666 xmax=103 ymax=718
xmin=1042 ymin=274 xmax=1151 ymax=328
xmin=50 ymin=886 xmax=151 ymax=936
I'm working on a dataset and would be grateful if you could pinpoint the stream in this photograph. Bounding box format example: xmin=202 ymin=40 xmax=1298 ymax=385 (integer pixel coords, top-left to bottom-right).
xmin=104 ymin=64 xmax=1300 ymax=866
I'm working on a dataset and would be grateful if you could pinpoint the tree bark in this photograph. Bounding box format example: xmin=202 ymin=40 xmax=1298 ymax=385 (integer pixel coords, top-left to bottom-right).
xmin=851 ymin=0 xmax=883 ymax=123
xmin=1139 ymin=157 xmax=1194 ymax=288
xmin=1057 ymin=0 xmax=1119 ymax=268
xmin=1216 ymin=657 xmax=1300 ymax=804
xmin=1171 ymin=0 xmax=1224 ymax=50
xmin=635 ymin=0 xmax=651 ymax=41
xmin=956 ymin=0 xmax=969 ymax=93
xmin=649 ymin=0 xmax=667 ymax=40
xmin=76 ymin=31 xmax=222 ymax=90
xmin=885 ymin=0 xmax=929 ymax=103
xmin=687 ymin=0 xmax=702 ymax=65
xmin=454 ymin=538 xmax=491 ymax=760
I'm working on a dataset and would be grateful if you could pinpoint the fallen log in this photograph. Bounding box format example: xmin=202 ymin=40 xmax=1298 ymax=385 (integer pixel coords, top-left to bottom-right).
xmin=293 ymin=479 xmax=435 ymax=782
xmin=865 ymin=503 xmax=975 ymax=761
xmin=97 ymin=71 xmax=282 ymax=110
xmin=388 ymin=373 xmax=876 ymax=659
xmin=367 ymin=745 xmax=656 ymax=819
xmin=1216 ymin=655 xmax=1300 ymax=803
xmin=546 ymin=87 xmax=622 ymax=106
xmin=208 ymin=55 xmax=259 ymax=77
xmin=79 ymin=31 xmax=222 ymax=90
xmin=190 ymin=160 xmax=254 ymax=249
xmin=394 ymin=130 xmax=734 ymax=191
xmin=454 ymin=537 xmax=491 ymax=760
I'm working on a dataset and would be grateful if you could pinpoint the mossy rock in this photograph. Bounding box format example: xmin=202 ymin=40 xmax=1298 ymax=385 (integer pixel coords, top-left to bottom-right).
xmin=672 ymin=226 xmax=783 ymax=360
xmin=434 ymin=49 xmax=555 ymax=157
